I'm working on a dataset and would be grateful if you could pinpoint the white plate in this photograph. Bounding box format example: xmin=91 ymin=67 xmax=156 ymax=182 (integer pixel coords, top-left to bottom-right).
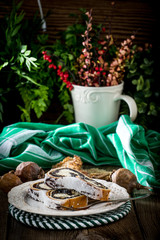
xmin=8 ymin=179 xmax=129 ymax=217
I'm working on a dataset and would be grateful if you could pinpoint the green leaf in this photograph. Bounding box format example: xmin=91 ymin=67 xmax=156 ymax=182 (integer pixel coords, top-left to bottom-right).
xmin=129 ymin=68 xmax=137 ymax=74
xmin=68 ymin=54 xmax=74 ymax=61
xmin=0 ymin=62 xmax=9 ymax=70
xmin=64 ymin=103 xmax=73 ymax=112
xmin=19 ymin=56 xmax=24 ymax=65
xmin=11 ymin=24 xmax=21 ymax=37
xmin=28 ymin=57 xmax=38 ymax=68
xmin=10 ymin=56 xmax=15 ymax=62
xmin=137 ymin=102 xmax=147 ymax=114
xmin=75 ymin=24 xmax=84 ymax=31
xmin=18 ymin=105 xmax=31 ymax=122
xmin=144 ymin=91 xmax=152 ymax=98
xmin=21 ymin=45 xmax=27 ymax=53
xmin=132 ymin=80 xmax=137 ymax=85
xmin=65 ymin=33 xmax=75 ymax=40
xmin=144 ymin=58 xmax=149 ymax=65
xmin=24 ymin=50 xmax=31 ymax=56
xmin=16 ymin=1 xmax=23 ymax=11
xmin=11 ymin=66 xmax=18 ymax=71
xmin=137 ymin=75 xmax=144 ymax=91
xmin=37 ymin=34 xmax=48 ymax=44
xmin=63 ymin=103 xmax=74 ymax=123
xmin=29 ymin=57 xmax=37 ymax=62
xmin=66 ymin=35 xmax=77 ymax=46
xmin=17 ymin=73 xmax=41 ymax=86
xmin=140 ymin=60 xmax=153 ymax=69
xmin=144 ymin=79 xmax=150 ymax=91
xmin=148 ymin=103 xmax=157 ymax=116
xmin=26 ymin=59 xmax=31 ymax=71
xmin=144 ymin=68 xmax=153 ymax=75
xmin=15 ymin=11 xmax=25 ymax=24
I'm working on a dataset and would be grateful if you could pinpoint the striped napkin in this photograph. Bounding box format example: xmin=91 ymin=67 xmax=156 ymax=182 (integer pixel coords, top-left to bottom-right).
xmin=0 ymin=115 xmax=160 ymax=188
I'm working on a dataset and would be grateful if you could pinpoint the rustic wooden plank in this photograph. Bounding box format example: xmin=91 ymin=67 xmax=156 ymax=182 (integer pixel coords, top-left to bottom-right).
xmin=133 ymin=189 xmax=160 ymax=240
xmin=0 ymin=190 xmax=8 ymax=240
xmin=42 ymin=0 xmax=156 ymax=44
xmin=0 ymin=0 xmax=158 ymax=45
xmin=75 ymin=204 xmax=144 ymax=240
xmin=7 ymin=223 xmax=80 ymax=240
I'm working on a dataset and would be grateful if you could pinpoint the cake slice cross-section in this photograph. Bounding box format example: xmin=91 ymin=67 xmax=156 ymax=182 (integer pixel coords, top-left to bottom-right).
xmin=44 ymin=189 xmax=88 ymax=209
xmin=28 ymin=179 xmax=88 ymax=210
xmin=45 ymin=168 xmax=110 ymax=201
xmin=28 ymin=180 xmax=52 ymax=202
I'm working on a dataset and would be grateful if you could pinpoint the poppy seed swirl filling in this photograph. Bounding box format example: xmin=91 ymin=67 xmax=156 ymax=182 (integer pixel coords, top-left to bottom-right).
xmin=28 ymin=180 xmax=52 ymax=202
xmin=33 ymin=181 xmax=51 ymax=190
xmin=48 ymin=189 xmax=81 ymax=199
xmin=49 ymin=168 xmax=107 ymax=188
xmin=45 ymin=189 xmax=88 ymax=209
xmin=45 ymin=168 xmax=110 ymax=201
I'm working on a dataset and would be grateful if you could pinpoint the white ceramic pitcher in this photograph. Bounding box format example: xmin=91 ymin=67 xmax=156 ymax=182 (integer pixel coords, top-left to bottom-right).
xmin=71 ymin=81 xmax=137 ymax=128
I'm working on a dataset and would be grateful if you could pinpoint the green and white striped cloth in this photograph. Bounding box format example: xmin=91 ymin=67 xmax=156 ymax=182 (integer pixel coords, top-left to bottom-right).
xmin=0 ymin=115 xmax=160 ymax=188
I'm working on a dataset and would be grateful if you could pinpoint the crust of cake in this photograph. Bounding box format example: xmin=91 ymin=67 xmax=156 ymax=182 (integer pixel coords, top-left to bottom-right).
xmin=52 ymin=155 xmax=83 ymax=170
xmin=45 ymin=190 xmax=88 ymax=209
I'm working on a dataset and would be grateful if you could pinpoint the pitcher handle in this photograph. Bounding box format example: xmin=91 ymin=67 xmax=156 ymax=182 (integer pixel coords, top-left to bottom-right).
xmin=115 ymin=95 xmax=138 ymax=122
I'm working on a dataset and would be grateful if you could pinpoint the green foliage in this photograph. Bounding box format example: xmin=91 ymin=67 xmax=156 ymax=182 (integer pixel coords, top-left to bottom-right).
xmin=49 ymin=19 xmax=86 ymax=73
xmin=0 ymin=1 xmax=55 ymax=123
xmin=18 ymin=85 xmax=49 ymax=121
xmin=122 ymin=45 xmax=160 ymax=130
xmin=58 ymin=83 xmax=74 ymax=123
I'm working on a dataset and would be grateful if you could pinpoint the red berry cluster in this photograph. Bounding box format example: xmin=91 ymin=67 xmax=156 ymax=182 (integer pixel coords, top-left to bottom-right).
xmin=42 ymin=51 xmax=52 ymax=63
xmin=57 ymin=66 xmax=73 ymax=90
xmin=42 ymin=51 xmax=73 ymax=90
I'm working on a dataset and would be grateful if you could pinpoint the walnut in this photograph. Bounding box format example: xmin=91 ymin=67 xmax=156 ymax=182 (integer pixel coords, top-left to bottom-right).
xmin=15 ymin=161 xmax=45 ymax=182
xmin=0 ymin=170 xmax=22 ymax=193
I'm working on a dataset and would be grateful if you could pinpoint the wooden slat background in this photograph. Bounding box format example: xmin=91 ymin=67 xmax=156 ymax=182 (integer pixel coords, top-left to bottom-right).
xmin=0 ymin=0 xmax=158 ymax=45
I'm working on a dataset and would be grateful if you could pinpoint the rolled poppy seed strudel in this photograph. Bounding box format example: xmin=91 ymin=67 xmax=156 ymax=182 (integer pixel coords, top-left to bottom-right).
xmin=45 ymin=168 xmax=110 ymax=201
xmin=28 ymin=179 xmax=88 ymax=210
xmin=44 ymin=189 xmax=88 ymax=209
xmin=28 ymin=180 xmax=52 ymax=202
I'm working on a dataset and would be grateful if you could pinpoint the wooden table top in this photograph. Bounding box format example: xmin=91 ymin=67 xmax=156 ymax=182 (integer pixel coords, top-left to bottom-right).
xmin=0 ymin=166 xmax=160 ymax=240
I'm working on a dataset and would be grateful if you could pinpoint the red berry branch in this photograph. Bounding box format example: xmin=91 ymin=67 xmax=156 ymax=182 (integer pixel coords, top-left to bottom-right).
xmin=42 ymin=9 xmax=135 ymax=89
xmin=42 ymin=51 xmax=73 ymax=90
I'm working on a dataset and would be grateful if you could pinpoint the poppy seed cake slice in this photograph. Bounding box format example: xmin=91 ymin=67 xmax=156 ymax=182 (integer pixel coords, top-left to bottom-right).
xmin=45 ymin=168 xmax=110 ymax=201
xmin=28 ymin=180 xmax=52 ymax=202
xmin=28 ymin=180 xmax=88 ymax=209
xmin=45 ymin=189 xmax=88 ymax=209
